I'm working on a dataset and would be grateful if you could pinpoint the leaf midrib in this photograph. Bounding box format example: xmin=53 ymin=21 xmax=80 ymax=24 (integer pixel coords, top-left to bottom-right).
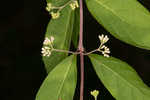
xmin=56 ymin=56 xmax=74 ymax=99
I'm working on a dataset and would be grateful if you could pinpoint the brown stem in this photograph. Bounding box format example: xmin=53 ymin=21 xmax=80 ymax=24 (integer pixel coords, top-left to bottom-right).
xmin=79 ymin=52 xmax=84 ymax=100
xmin=78 ymin=0 xmax=84 ymax=99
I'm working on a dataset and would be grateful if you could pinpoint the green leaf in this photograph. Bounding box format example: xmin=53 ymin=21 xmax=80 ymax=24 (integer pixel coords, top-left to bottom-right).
xmin=43 ymin=4 xmax=75 ymax=73
xmin=72 ymin=8 xmax=80 ymax=48
xmin=86 ymin=0 xmax=150 ymax=50
xmin=89 ymin=54 xmax=150 ymax=100
xmin=36 ymin=55 xmax=77 ymax=100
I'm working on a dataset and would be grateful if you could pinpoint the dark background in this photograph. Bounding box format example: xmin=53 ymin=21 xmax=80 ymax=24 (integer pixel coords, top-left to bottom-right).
xmin=0 ymin=0 xmax=150 ymax=100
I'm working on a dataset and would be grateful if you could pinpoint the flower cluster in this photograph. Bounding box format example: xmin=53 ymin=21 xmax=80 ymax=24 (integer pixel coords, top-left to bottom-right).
xmin=45 ymin=3 xmax=60 ymax=19
xmin=41 ymin=47 xmax=51 ymax=57
xmin=90 ymin=90 xmax=99 ymax=100
xmin=41 ymin=36 xmax=54 ymax=57
xmin=69 ymin=1 xmax=79 ymax=10
xmin=98 ymin=34 xmax=110 ymax=57
xmin=46 ymin=0 xmax=79 ymax=19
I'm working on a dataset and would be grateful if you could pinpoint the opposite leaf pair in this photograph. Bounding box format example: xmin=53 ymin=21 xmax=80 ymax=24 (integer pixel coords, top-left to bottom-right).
xmin=36 ymin=54 xmax=150 ymax=100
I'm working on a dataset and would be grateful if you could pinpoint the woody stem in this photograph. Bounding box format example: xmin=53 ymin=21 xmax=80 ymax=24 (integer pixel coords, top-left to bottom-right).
xmin=78 ymin=0 xmax=84 ymax=100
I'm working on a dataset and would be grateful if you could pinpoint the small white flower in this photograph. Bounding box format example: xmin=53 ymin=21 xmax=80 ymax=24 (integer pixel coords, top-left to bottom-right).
xmin=98 ymin=34 xmax=109 ymax=44
xmin=43 ymin=37 xmax=51 ymax=45
xmin=50 ymin=36 xmax=54 ymax=43
xmin=103 ymin=35 xmax=109 ymax=43
xmin=104 ymin=50 xmax=110 ymax=54
xmin=41 ymin=46 xmax=51 ymax=57
xmin=98 ymin=34 xmax=104 ymax=41
xmin=70 ymin=3 xmax=76 ymax=10
xmin=74 ymin=1 xmax=79 ymax=8
xmin=70 ymin=1 xmax=79 ymax=10
xmin=51 ymin=12 xmax=60 ymax=19
xmin=46 ymin=3 xmax=52 ymax=12
xmin=101 ymin=45 xmax=106 ymax=49
xmin=104 ymin=46 xmax=110 ymax=53
xmin=43 ymin=36 xmax=55 ymax=45
xmin=104 ymin=53 xmax=109 ymax=58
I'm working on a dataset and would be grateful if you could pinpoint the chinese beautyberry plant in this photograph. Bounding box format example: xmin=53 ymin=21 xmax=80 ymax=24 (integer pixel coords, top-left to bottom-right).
xmin=36 ymin=0 xmax=150 ymax=100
